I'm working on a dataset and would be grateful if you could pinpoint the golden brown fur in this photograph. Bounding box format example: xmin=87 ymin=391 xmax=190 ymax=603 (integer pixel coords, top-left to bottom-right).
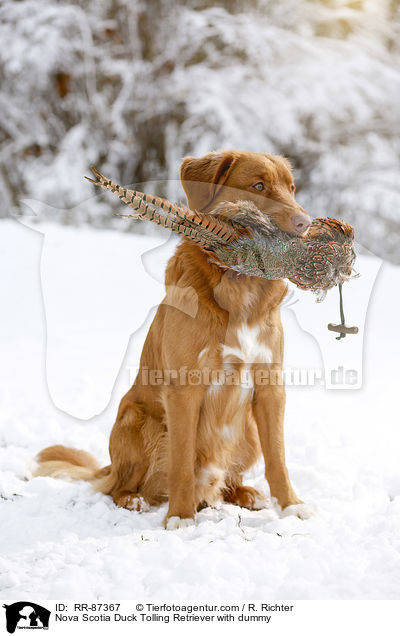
xmin=35 ymin=150 xmax=311 ymax=528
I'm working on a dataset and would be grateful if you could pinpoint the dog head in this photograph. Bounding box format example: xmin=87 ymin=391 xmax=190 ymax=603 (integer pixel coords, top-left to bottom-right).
xmin=180 ymin=150 xmax=311 ymax=235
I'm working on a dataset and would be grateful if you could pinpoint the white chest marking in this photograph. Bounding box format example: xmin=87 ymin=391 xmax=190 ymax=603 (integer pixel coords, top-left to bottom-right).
xmin=220 ymin=424 xmax=237 ymax=442
xmin=207 ymin=382 xmax=222 ymax=396
xmin=198 ymin=347 xmax=208 ymax=361
xmin=198 ymin=463 xmax=226 ymax=488
xmin=222 ymin=324 xmax=273 ymax=364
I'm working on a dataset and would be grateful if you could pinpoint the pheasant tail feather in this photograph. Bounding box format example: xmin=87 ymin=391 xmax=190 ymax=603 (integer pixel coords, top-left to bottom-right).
xmin=85 ymin=166 xmax=242 ymax=250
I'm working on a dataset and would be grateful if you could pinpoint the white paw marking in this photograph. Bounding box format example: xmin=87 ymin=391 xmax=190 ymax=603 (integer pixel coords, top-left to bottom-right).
xmin=252 ymin=494 xmax=269 ymax=510
xmin=166 ymin=516 xmax=195 ymax=531
xmin=281 ymin=503 xmax=315 ymax=520
xmin=125 ymin=496 xmax=150 ymax=512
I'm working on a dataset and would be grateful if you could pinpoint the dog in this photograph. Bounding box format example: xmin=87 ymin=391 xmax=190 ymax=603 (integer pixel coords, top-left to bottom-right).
xmin=34 ymin=150 xmax=312 ymax=529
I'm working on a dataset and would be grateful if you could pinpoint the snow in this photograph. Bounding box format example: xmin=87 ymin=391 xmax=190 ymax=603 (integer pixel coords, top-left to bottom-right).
xmin=1 ymin=217 xmax=400 ymax=600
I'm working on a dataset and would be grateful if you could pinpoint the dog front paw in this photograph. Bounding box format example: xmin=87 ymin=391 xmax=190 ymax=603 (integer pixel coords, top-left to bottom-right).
xmin=165 ymin=516 xmax=195 ymax=530
xmin=281 ymin=503 xmax=315 ymax=520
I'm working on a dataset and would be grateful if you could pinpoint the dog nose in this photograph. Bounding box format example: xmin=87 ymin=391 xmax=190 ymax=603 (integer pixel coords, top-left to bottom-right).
xmin=292 ymin=214 xmax=311 ymax=234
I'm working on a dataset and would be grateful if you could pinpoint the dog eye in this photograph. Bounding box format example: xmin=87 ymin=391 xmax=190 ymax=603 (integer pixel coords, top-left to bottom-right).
xmin=291 ymin=184 xmax=296 ymax=193
xmin=253 ymin=182 xmax=264 ymax=191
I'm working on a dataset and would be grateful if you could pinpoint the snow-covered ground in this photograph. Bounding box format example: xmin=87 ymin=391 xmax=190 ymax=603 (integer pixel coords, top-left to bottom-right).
xmin=1 ymin=218 xmax=400 ymax=600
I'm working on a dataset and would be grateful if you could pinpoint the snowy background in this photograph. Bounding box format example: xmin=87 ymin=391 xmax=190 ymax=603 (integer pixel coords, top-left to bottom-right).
xmin=1 ymin=0 xmax=400 ymax=601
xmin=1 ymin=0 xmax=400 ymax=261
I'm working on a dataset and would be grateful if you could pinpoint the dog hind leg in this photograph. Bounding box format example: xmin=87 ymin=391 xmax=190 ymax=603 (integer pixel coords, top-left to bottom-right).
xmin=105 ymin=400 xmax=151 ymax=507
xmin=222 ymin=410 xmax=267 ymax=510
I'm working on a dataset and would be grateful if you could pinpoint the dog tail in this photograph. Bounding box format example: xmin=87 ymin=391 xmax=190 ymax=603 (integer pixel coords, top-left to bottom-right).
xmin=33 ymin=445 xmax=113 ymax=492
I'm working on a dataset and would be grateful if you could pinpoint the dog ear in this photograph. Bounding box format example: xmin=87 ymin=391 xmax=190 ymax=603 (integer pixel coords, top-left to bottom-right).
xmin=180 ymin=151 xmax=237 ymax=212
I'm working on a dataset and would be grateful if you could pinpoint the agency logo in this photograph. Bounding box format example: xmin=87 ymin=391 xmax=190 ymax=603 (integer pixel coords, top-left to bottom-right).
xmin=2 ymin=603 xmax=50 ymax=634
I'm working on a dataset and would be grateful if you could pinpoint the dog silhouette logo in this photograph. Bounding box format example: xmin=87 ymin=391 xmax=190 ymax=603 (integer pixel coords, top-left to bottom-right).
xmin=2 ymin=602 xmax=50 ymax=633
